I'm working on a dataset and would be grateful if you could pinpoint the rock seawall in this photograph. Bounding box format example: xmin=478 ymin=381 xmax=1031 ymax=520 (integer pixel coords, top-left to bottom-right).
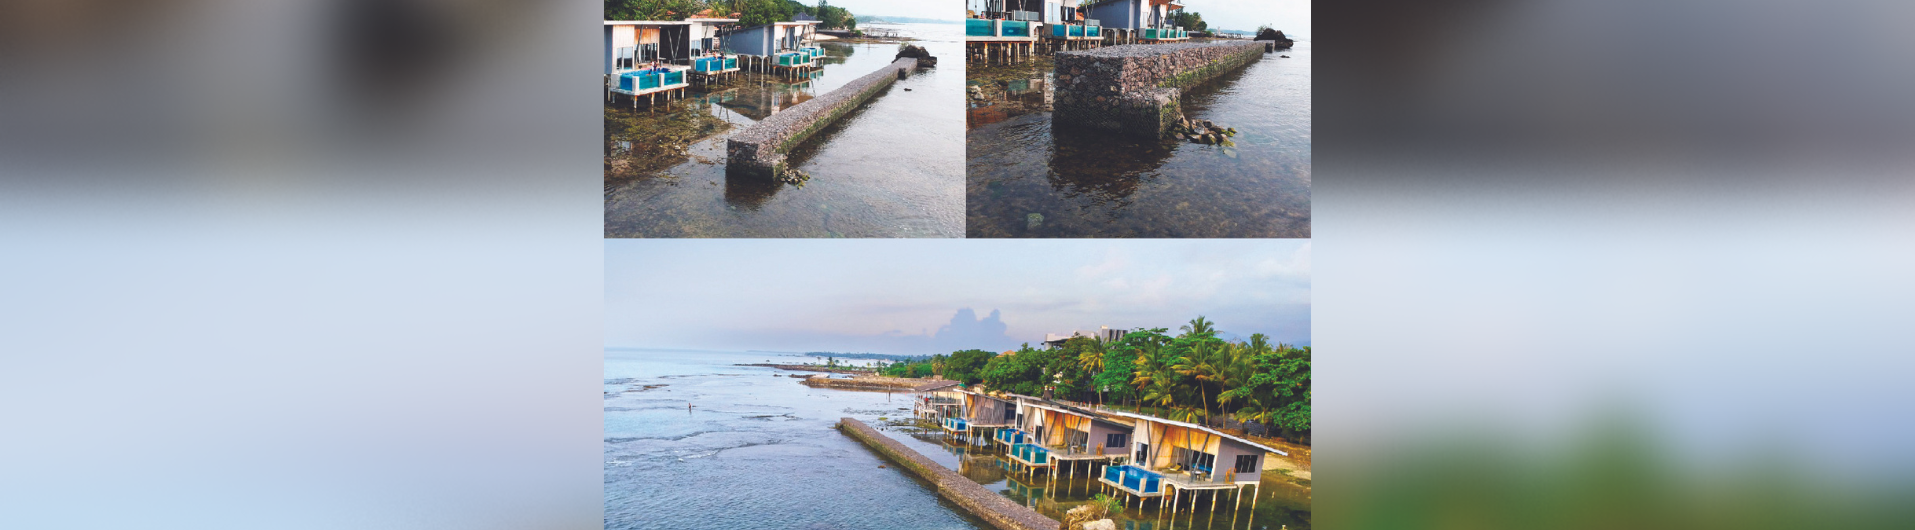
xmin=1053 ymin=42 xmax=1265 ymax=139
xmin=726 ymin=58 xmax=918 ymax=178
xmin=801 ymin=375 xmax=924 ymax=391
xmin=838 ymin=418 xmax=1060 ymax=530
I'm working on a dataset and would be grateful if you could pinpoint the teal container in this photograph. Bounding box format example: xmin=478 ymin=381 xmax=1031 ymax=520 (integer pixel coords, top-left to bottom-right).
xmin=1088 ymin=26 xmax=1101 ymax=37
xmin=1000 ymin=21 xmax=1031 ymax=37
xmin=663 ymin=70 xmax=683 ymax=86
xmin=1070 ymin=25 xmax=1085 ymax=37
xmin=1050 ymin=24 xmax=1068 ymax=38
xmin=966 ymin=18 xmax=992 ymax=37
xmin=724 ymin=57 xmax=737 ymax=70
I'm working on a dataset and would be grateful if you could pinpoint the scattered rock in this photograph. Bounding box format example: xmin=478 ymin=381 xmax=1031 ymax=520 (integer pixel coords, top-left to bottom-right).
xmin=1026 ymin=212 xmax=1044 ymax=230
xmin=903 ymin=88 xmax=912 ymax=91
xmin=1280 ymin=55 xmax=1290 ymax=58
xmin=776 ymin=167 xmax=812 ymax=187
xmin=1082 ymin=520 xmax=1117 ymax=530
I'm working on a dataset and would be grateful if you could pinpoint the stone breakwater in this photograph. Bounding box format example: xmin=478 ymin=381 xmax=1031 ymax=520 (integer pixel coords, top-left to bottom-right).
xmin=726 ymin=58 xmax=918 ymax=178
xmin=800 ymin=375 xmax=925 ymax=391
xmin=1053 ymin=42 xmax=1266 ymax=139
xmin=838 ymin=418 xmax=1061 ymax=530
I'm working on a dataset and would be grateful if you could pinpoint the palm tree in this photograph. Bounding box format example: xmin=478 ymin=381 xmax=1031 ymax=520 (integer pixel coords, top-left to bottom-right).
xmin=1077 ymin=347 xmax=1106 ymax=404
xmin=1130 ymin=341 xmax=1174 ymax=410
xmin=1173 ymin=341 xmax=1225 ymax=425
xmin=1179 ymin=316 xmax=1216 ymax=339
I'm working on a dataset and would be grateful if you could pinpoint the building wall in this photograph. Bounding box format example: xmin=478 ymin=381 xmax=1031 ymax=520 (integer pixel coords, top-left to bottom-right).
xmin=1214 ymin=439 xmax=1265 ymax=484
xmin=967 ymin=393 xmax=1015 ymax=424
xmin=1087 ymin=0 xmax=1141 ymax=30
xmin=1131 ymin=421 xmax=1223 ymax=470
xmin=1085 ymin=420 xmax=1130 ymax=455
xmin=604 ymin=25 xmax=640 ymax=74
xmin=723 ymin=25 xmax=773 ymax=56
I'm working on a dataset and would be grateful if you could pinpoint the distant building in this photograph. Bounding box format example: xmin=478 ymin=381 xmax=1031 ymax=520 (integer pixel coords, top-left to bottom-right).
xmin=1043 ymin=326 xmax=1128 ymax=348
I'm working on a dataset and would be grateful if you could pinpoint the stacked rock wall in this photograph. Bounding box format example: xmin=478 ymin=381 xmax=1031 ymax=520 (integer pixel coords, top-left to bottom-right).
xmin=838 ymin=418 xmax=1061 ymax=530
xmin=726 ymin=58 xmax=917 ymax=178
xmin=1053 ymin=42 xmax=1265 ymax=139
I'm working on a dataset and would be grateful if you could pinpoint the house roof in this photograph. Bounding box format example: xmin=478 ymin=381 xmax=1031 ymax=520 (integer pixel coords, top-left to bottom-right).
xmin=1018 ymin=399 xmax=1134 ymax=430
xmin=912 ymin=380 xmax=962 ymax=392
xmin=605 ymin=20 xmax=694 ymax=26
xmin=1097 ymin=409 xmax=1289 ymax=456
xmin=604 ymin=18 xmax=740 ymax=26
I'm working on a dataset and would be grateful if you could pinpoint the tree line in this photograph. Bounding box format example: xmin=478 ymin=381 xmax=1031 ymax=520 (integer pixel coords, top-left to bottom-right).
xmin=605 ymin=0 xmax=857 ymax=30
xmin=879 ymin=317 xmax=1310 ymax=442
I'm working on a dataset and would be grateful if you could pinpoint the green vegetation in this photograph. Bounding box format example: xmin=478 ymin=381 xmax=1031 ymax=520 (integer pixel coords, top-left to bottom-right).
xmin=605 ymin=0 xmax=707 ymax=21
xmin=880 ymin=317 xmax=1312 ymax=441
xmin=1173 ymin=11 xmax=1208 ymax=32
xmin=605 ymin=1 xmax=853 ymax=29
xmin=1091 ymin=493 xmax=1124 ymax=516
xmin=815 ymin=1 xmax=856 ymax=31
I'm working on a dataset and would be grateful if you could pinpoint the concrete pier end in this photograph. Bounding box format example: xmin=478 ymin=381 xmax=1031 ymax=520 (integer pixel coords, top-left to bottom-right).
xmin=1053 ymin=42 xmax=1266 ymax=139
xmin=838 ymin=418 xmax=1060 ymax=530
xmin=726 ymin=58 xmax=918 ymax=178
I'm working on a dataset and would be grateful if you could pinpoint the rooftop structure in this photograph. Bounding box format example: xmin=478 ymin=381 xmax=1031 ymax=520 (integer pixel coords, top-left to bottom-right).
xmin=1042 ymin=326 xmax=1128 ymax=348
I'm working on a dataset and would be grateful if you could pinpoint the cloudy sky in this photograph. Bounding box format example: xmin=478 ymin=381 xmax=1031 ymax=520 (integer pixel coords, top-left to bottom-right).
xmin=1176 ymin=0 xmax=1310 ymax=36
xmin=605 ymin=239 xmax=1310 ymax=355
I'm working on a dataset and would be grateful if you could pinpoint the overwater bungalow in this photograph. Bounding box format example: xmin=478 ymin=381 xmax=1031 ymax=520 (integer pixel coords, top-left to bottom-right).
xmin=1038 ymin=1 xmax=1104 ymax=53
xmin=911 ymin=380 xmax=964 ymax=421
xmin=962 ymin=388 xmax=1019 ymax=431
xmin=1085 ymin=0 xmax=1188 ymax=44
xmin=605 ymin=17 xmax=746 ymax=105
xmin=723 ymin=20 xmax=823 ymax=77
xmin=604 ymin=20 xmax=698 ymax=106
xmin=1096 ymin=408 xmax=1288 ymax=513
xmin=966 ymin=0 xmax=1044 ymax=64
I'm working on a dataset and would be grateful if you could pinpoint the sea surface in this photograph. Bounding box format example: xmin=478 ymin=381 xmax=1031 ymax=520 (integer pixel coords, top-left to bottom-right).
xmin=604 ymin=23 xmax=964 ymax=238
xmin=966 ymin=40 xmax=1311 ymax=238
xmin=606 ymin=349 xmax=1311 ymax=530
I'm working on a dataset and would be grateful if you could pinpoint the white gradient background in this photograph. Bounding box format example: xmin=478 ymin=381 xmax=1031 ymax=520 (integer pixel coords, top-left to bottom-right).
xmin=2 ymin=0 xmax=603 ymax=529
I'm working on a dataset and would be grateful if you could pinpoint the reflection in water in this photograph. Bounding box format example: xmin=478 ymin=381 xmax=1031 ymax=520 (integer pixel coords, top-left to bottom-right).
xmin=1047 ymin=123 xmax=1175 ymax=203
xmin=967 ymin=41 xmax=1311 ymax=238
xmin=604 ymin=24 xmax=964 ymax=238
xmin=722 ymin=172 xmax=781 ymax=208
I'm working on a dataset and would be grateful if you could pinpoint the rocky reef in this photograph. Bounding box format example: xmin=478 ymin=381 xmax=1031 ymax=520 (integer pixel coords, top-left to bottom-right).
xmin=1255 ymin=29 xmax=1296 ymax=50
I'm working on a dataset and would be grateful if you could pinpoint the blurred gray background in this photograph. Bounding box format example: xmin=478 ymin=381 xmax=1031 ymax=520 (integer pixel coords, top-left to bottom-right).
xmin=1316 ymin=0 xmax=1915 ymax=528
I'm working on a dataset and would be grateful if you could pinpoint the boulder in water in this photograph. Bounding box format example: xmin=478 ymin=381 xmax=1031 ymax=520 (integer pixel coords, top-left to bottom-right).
xmin=1255 ymin=28 xmax=1296 ymax=49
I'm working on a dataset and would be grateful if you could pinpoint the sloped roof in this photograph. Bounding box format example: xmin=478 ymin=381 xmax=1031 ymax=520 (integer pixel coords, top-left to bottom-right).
xmin=1098 ymin=409 xmax=1289 ymax=456
xmin=912 ymin=379 xmax=962 ymax=392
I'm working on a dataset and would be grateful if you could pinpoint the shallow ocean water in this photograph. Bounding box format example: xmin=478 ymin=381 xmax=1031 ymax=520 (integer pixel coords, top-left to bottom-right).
xmin=966 ymin=41 xmax=1311 ymax=238
xmin=605 ymin=24 xmax=964 ymax=238
xmin=606 ymin=349 xmax=1310 ymax=530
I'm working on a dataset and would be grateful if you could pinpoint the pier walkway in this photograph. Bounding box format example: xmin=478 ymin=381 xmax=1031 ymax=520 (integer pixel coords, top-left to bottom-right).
xmin=725 ymin=58 xmax=917 ymax=178
xmin=840 ymin=418 xmax=1060 ymax=530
